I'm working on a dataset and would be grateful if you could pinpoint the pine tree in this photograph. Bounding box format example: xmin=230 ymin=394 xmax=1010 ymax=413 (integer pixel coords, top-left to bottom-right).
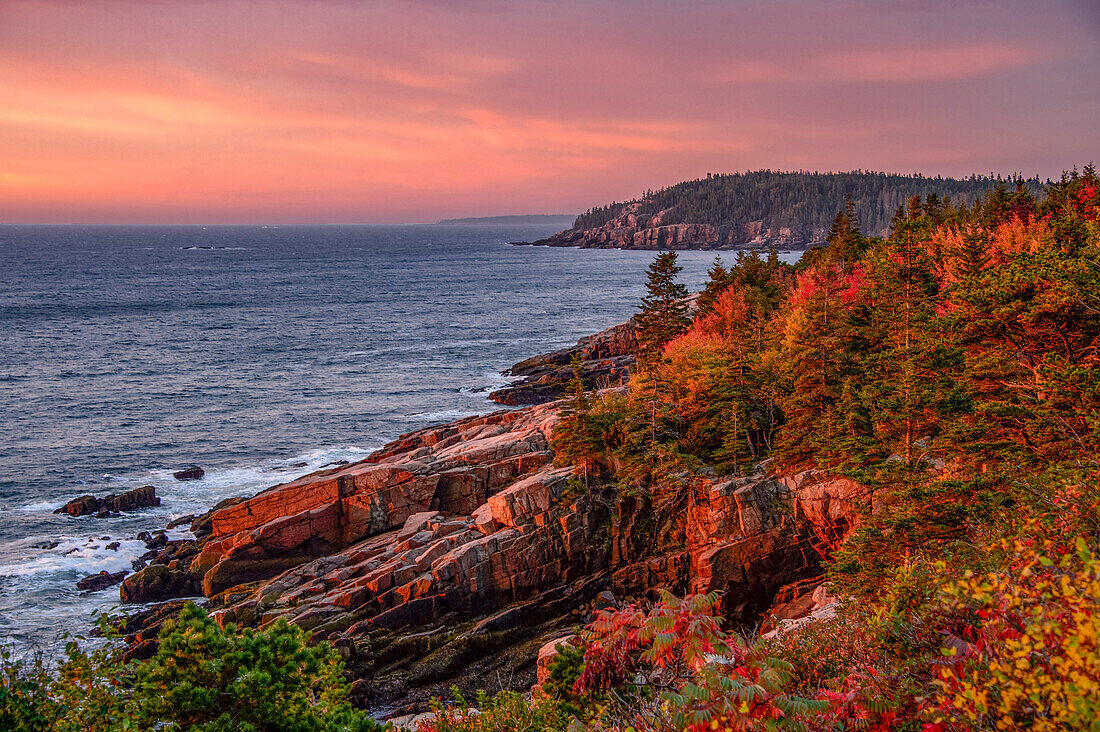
xmin=634 ymin=251 xmax=691 ymax=359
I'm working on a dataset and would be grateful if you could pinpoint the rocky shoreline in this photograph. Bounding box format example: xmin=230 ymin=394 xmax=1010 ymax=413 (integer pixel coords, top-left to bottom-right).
xmin=511 ymin=201 xmax=819 ymax=251
xmin=73 ymin=325 xmax=866 ymax=720
xmin=488 ymin=321 xmax=637 ymax=406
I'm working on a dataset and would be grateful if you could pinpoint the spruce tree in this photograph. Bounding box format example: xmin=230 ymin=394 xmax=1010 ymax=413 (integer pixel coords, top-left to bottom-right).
xmin=635 ymin=251 xmax=691 ymax=359
xmin=696 ymin=256 xmax=729 ymax=317
xmin=826 ymin=195 xmax=866 ymax=264
xmin=551 ymin=356 xmax=600 ymax=491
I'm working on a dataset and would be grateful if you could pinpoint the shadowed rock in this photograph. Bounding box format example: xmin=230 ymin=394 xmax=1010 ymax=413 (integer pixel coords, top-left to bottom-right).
xmin=111 ymin=394 xmax=865 ymax=715
xmin=55 ymin=485 xmax=160 ymax=517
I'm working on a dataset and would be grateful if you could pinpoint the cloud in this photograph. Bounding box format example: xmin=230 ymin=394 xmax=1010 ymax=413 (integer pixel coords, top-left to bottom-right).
xmin=0 ymin=0 xmax=1094 ymax=222
xmin=817 ymin=44 xmax=1043 ymax=83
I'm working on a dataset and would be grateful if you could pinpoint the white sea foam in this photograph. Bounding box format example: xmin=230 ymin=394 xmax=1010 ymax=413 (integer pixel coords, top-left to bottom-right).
xmin=27 ymin=444 xmax=378 ymax=518
xmin=0 ymin=537 xmax=147 ymax=579
xmin=398 ymin=409 xmax=486 ymax=424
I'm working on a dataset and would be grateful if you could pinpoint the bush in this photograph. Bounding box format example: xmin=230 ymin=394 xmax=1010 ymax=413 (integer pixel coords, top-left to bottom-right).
xmin=1 ymin=603 xmax=385 ymax=732
xmin=0 ymin=649 xmax=56 ymax=732
xmin=420 ymin=688 xmax=570 ymax=732
xmin=924 ymin=530 xmax=1100 ymax=731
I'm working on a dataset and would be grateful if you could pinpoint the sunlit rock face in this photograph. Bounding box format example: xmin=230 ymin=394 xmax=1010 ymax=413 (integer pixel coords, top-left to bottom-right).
xmin=116 ymin=392 xmax=865 ymax=713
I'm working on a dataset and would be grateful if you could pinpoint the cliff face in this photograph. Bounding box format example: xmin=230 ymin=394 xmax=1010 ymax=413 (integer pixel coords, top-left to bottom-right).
xmin=117 ymin=389 xmax=866 ymax=715
xmin=513 ymin=201 xmax=815 ymax=251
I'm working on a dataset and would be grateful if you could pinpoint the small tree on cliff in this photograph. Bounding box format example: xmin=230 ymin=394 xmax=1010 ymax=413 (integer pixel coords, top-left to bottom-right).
xmin=635 ymin=251 xmax=691 ymax=360
xmin=552 ymin=356 xmax=601 ymax=492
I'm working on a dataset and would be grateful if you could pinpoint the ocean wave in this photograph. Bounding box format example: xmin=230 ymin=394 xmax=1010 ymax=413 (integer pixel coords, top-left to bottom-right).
xmin=397 ymin=409 xmax=482 ymax=423
xmin=21 ymin=444 xmax=378 ymax=517
xmin=0 ymin=536 xmax=147 ymax=579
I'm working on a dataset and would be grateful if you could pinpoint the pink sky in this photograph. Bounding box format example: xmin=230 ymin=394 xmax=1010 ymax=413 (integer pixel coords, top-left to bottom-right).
xmin=0 ymin=0 xmax=1096 ymax=223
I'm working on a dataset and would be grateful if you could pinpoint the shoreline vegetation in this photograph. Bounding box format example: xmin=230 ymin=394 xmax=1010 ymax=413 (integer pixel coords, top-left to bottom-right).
xmin=3 ymin=167 xmax=1099 ymax=730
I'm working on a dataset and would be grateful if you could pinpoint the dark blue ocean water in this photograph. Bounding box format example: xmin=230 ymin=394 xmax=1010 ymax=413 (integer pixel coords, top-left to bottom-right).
xmin=0 ymin=224 xmax=794 ymax=649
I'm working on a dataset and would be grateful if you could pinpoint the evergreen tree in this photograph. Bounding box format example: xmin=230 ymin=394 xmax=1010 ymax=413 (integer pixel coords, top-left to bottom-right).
xmin=634 ymin=251 xmax=691 ymax=359
xmin=551 ymin=356 xmax=601 ymax=491
xmin=695 ymin=256 xmax=730 ymax=316
xmin=826 ymin=195 xmax=867 ymax=263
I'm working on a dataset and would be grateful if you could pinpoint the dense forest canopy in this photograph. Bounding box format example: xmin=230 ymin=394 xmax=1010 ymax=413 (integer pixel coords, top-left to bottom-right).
xmin=574 ymin=170 xmax=1044 ymax=240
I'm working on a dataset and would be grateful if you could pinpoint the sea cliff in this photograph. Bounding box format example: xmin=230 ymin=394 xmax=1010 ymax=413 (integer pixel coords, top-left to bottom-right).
xmin=110 ymin=323 xmax=866 ymax=717
xmin=512 ymin=200 xmax=806 ymax=251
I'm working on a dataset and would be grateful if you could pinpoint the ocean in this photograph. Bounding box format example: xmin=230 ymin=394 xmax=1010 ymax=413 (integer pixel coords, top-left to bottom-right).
xmin=0 ymin=224 xmax=794 ymax=651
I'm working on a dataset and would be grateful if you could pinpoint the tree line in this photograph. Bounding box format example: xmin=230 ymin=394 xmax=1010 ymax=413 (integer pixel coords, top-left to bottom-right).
xmin=573 ymin=169 xmax=1044 ymax=241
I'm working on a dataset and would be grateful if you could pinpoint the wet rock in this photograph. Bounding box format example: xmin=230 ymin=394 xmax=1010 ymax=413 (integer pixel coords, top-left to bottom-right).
xmin=105 ymin=541 xmax=120 ymax=551
xmin=173 ymin=466 xmax=205 ymax=481
xmin=131 ymin=558 xmax=147 ymax=572
xmin=166 ymin=514 xmax=196 ymax=529
xmin=120 ymin=564 xmax=198 ymax=604
xmin=77 ymin=570 xmax=126 ymax=593
xmin=145 ymin=532 xmax=168 ymax=550
xmin=54 ymin=486 xmax=160 ymax=517
xmin=32 ymin=540 xmax=59 ymax=550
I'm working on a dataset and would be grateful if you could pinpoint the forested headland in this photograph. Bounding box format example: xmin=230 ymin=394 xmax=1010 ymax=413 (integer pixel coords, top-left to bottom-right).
xmin=521 ymin=170 xmax=1044 ymax=250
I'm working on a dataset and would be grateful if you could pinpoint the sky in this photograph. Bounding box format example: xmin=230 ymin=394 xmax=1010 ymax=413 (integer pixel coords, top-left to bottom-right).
xmin=0 ymin=0 xmax=1097 ymax=224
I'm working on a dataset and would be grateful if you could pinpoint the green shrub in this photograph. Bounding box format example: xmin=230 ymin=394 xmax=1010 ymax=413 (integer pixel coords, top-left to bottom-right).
xmin=422 ymin=688 xmax=570 ymax=732
xmin=1 ymin=603 xmax=386 ymax=732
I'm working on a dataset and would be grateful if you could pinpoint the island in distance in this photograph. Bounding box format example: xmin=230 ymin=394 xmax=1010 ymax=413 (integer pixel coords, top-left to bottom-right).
xmin=514 ymin=169 xmax=1041 ymax=251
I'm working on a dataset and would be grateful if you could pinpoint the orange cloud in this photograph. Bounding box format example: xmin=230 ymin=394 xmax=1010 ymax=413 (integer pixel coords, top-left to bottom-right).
xmin=0 ymin=0 xmax=1094 ymax=222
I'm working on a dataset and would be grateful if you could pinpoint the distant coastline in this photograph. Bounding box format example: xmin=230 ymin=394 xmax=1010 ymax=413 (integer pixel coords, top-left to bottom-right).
xmin=435 ymin=214 xmax=576 ymax=226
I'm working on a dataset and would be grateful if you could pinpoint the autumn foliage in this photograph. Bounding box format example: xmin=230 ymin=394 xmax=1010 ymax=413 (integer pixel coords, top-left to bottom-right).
xmin=532 ymin=166 xmax=1100 ymax=731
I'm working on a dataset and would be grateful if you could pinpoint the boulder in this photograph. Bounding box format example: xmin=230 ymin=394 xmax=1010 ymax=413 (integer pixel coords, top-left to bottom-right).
xmin=173 ymin=466 xmax=205 ymax=481
xmin=536 ymin=634 xmax=576 ymax=686
xmin=54 ymin=486 xmax=160 ymax=517
xmin=120 ymin=564 xmax=198 ymax=604
xmin=166 ymin=514 xmax=195 ymax=529
xmin=77 ymin=570 xmax=126 ymax=592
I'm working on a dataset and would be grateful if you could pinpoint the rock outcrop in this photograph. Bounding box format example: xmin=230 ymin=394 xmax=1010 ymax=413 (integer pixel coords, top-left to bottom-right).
xmin=55 ymin=485 xmax=160 ymax=517
xmin=114 ymin=394 xmax=867 ymax=716
xmin=490 ymin=321 xmax=636 ymax=406
xmin=512 ymin=200 xmax=810 ymax=251
xmin=77 ymin=570 xmax=127 ymax=593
